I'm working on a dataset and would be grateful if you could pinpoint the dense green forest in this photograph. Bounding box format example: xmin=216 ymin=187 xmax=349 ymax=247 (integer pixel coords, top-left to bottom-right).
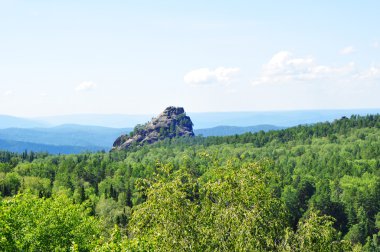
xmin=0 ymin=115 xmax=379 ymax=251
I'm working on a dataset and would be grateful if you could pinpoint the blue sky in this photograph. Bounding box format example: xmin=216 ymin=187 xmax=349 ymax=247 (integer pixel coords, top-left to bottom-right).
xmin=0 ymin=0 xmax=379 ymax=116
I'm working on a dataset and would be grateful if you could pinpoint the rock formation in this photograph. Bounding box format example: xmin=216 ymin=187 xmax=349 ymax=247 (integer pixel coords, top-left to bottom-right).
xmin=112 ymin=106 xmax=194 ymax=150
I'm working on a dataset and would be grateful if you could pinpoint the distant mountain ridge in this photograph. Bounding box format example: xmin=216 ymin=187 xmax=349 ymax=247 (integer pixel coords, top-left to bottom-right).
xmin=35 ymin=114 xmax=153 ymax=128
xmin=0 ymin=125 xmax=131 ymax=148
xmin=194 ymin=125 xmax=285 ymax=137
xmin=0 ymin=115 xmax=47 ymax=129
xmin=188 ymin=108 xmax=380 ymax=128
xmin=0 ymin=138 xmax=103 ymax=154
xmin=1 ymin=108 xmax=380 ymax=154
xmin=1 ymin=109 xmax=379 ymax=129
xmin=0 ymin=123 xmax=285 ymax=154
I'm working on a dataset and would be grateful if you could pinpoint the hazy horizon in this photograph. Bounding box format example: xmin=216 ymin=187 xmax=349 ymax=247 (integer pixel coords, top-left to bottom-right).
xmin=1 ymin=108 xmax=379 ymax=129
xmin=0 ymin=107 xmax=378 ymax=119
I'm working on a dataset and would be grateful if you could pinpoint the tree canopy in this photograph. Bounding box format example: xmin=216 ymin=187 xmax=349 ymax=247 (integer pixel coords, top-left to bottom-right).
xmin=0 ymin=114 xmax=379 ymax=251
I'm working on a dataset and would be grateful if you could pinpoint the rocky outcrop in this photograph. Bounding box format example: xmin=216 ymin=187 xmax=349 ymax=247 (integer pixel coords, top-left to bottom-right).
xmin=112 ymin=106 xmax=194 ymax=150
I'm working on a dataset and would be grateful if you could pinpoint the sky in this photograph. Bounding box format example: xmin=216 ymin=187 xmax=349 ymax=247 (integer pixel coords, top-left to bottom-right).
xmin=0 ymin=0 xmax=379 ymax=117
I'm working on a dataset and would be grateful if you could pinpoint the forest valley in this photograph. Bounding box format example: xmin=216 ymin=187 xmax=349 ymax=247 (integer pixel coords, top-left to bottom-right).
xmin=0 ymin=114 xmax=379 ymax=251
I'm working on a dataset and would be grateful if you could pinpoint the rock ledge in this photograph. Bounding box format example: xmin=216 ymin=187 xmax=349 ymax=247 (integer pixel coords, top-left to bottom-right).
xmin=112 ymin=106 xmax=194 ymax=150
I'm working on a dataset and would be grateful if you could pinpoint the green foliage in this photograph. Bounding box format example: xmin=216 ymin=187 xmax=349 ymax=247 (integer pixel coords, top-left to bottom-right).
xmin=131 ymin=123 xmax=147 ymax=136
xmin=281 ymin=210 xmax=346 ymax=251
xmin=0 ymin=114 xmax=379 ymax=250
xmin=127 ymin=161 xmax=287 ymax=251
xmin=0 ymin=172 xmax=21 ymax=196
xmin=0 ymin=193 xmax=103 ymax=251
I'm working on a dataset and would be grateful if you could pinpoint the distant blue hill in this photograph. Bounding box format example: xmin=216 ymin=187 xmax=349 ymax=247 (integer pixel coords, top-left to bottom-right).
xmin=33 ymin=108 xmax=380 ymax=129
xmin=0 ymin=109 xmax=379 ymax=154
xmin=0 ymin=138 xmax=103 ymax=154
xmin=188 ymin=108 xmax=380 ymax=128
xmin=0 ymin=124 xmax=283 ymax=154
xmin=0 ymin=125 xmax=132 ymax=148
xmin=0 ymin=115 xmax=47 ymax=129
xmin=35 ymin=114 xmax=153 ymax=128
xmin=195 ymin=125 xmax=284 ymax=137
xmin=2 ymin=109 xmax=380 ymax=129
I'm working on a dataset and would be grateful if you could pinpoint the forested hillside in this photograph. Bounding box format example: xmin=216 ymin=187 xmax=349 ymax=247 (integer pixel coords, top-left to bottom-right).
xmin=0 ymin=138 xmax=103 ymax=154
xmin=0 ymin=115 xmax=379 ymax=251
xmin=194 ymin=124 xmax=284 ymax=136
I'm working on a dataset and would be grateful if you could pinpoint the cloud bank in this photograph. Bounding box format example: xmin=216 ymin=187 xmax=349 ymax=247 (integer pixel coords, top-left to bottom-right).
xmin=4 ymin=90 xmax=14 ymax=96
xmin=252 ymin=51 xmax=354 ymax=86
xmin=357 ymin=66 xmax=380 ymax=80
xmin=184 ymin=67 xmax=240 ymax=86
xmin=75 ymin=81 xmax=97 ymax=92
xmin=340 ymin=46 xmax=355 ymax=55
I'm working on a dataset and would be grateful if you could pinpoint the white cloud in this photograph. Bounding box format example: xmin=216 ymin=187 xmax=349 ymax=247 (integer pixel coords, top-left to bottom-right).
xmin=372 ymin=41 xmax=379 ymax=49
xmin=340 ymin=46 xmax=355 ymax=55
xmin=252 ymin=51 xmax=355 ymax=86
xmin=40 ymin=92 xmax=48 ymax=97
xmin=357 ymin=66 xmax=380 ymax=80
xmin=4 ymin=90 xmax=13 ymax=96
xmin=184 ymin=67 xmax=240 ymax=86
xmin=75 ymin=81 xmax=97 ymax=91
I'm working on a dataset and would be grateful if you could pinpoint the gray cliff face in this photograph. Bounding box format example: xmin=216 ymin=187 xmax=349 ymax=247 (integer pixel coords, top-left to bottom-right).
xmin=112 ymin=106 xmax=194 ymax=150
